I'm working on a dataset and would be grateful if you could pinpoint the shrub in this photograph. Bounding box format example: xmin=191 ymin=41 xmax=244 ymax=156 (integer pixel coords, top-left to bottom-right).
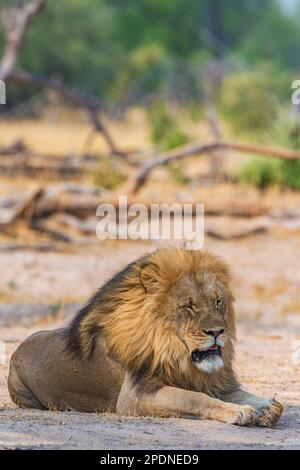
xmin=236 ymin=110 xmax=300 ymax=191
xmin=237 ymin=157 xmax=282 ymax=189
xmin=219 ymin=70 xmax=279 ymax=134
xmin=92 ymin=157 xmax=125 ymax=190
xmin=268 ymin=112 xmax=300 ymax=190
xmin=147 ymin=101 xmax=189 ymax=150
xmin=281 ymin=160 xmax=300 ymax=191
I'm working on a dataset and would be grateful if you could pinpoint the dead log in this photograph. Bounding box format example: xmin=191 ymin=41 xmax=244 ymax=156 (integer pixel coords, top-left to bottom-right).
xmin=129 ymin=140 xmax=300 ymax=194
xmin=0 ymin=140 xmax=27 ymax=156
xmin=30 ymin=213 xmax=98 ymax=242
xmin=0 ymin=242 xmax=60 ymax=252
xmin=0 ymin=159 xmax=83 ymax=177
xmin=0 ymin=141 xmax=79 ymax=162
xmin=32 ymin=186 xmax=104 ymax=219
xmin=205 ymin=217 xmax=269 ymax=240
xmin=0 ymin=184 xmax=107 ymax=233
xmin=0 ymin=187 xmax=44 ymax=230
xmin=30 ymin=220 xmax=73 ymax=243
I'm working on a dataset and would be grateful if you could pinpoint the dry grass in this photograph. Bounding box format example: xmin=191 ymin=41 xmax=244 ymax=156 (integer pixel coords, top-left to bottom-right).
xmin=251 ymin=281 xmax=288 ymax=299
xmin=0 ymin=108 xmax=151 ymax=157
xmin=281 ymin=299 xmax=300 ymax=316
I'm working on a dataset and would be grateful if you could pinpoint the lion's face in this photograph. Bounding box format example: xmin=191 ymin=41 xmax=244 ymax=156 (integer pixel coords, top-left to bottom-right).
xmin=167 ymin=271 xmax=230 ymax=374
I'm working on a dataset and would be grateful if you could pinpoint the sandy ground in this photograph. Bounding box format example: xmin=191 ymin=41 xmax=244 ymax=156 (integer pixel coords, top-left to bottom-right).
xmin=1 ymin=234 xmax=300 ymax=449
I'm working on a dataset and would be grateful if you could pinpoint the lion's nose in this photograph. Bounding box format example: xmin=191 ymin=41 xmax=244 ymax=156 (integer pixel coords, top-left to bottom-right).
xmin=203 ymin=328 xmax=225 ymax=338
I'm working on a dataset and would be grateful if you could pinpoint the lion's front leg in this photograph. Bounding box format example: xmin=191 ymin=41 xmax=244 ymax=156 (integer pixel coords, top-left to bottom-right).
xmin=117 ymin=374 xmax=258 ymax=426
xmin=223 ymin=389 xmax=284 ymax=427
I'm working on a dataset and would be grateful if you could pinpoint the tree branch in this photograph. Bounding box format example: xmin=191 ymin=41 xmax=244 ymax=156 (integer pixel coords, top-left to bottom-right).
xmin=129 ymin=140 xmax=300 ymax=194
xmin=10 ymin=68 xmax=126 ymax=156
xmin=0 ymin=0 xmax=45 ymax=81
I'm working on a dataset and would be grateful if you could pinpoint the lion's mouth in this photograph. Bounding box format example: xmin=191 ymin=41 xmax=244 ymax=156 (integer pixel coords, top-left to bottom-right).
xmin=191 ymin=344 xmax=222 ymax=363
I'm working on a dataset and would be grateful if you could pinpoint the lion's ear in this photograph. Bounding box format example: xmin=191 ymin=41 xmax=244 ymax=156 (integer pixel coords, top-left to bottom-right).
xmin=140 ymin=263 xmax=160 ymax=293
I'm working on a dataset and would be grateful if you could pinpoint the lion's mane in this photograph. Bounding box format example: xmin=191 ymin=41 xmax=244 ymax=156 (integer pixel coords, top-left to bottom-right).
xmin=66 ymin=248 xmax=238 ymax=394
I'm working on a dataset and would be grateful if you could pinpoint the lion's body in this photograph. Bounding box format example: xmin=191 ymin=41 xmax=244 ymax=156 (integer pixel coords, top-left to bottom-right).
xmin=8 ymin=328 xmax=124 ymax=412
xmin=8 ymin=248 xmax=283 ymax=426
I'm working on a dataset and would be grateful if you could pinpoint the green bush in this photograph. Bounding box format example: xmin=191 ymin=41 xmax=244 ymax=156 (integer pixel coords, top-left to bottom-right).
xmin=147 ymin=102 xmax=189 ymax=150
xmin=219 ymin=70 xmax=279 ymax=134
xmin=237 ymin=112 xmax=300 ymax=191
xmin=237 ymin=157 xmax=282 ymax=189
xmin=270 ymin=111 xmax=300 ymax=150
xmin=281 ymin=160 xmax=300 ymax=191
xmin=267 ymin=112 xmax=300 ymax=190
xmin=92 ymin=157 xmax=125 ymax=190
xmin=238 ymin=156 xmax=300 ymax=191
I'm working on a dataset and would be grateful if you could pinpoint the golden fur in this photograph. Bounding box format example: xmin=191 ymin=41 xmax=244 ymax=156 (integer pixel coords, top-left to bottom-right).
xmin=8 ymin=248 xmax=284 ymax=426
xmin=76 ymin=249 xmax=237 ymax=394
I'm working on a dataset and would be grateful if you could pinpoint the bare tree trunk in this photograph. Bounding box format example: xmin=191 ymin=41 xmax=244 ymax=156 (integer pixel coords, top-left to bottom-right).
xmin=0 ymin=0 xmax=45 ymax=81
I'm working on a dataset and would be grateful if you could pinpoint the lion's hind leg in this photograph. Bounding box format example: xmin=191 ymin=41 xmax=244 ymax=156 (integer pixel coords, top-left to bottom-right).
xmin=8 ymin=361 xmax=45 ymax=410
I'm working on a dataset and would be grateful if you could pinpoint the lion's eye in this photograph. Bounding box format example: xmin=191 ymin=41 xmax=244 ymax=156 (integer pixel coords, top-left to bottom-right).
xmin=215 ymin=299 xmax=224 ymax=311
xmin=185 ymin=300 xmax=195 ymax=316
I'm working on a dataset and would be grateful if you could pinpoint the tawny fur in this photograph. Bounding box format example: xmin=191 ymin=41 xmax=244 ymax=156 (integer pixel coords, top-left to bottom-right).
xmin=76 ymin=248 xmax=237 ymax=394
xmin=7 ymin=248 xmax=284 ymax=427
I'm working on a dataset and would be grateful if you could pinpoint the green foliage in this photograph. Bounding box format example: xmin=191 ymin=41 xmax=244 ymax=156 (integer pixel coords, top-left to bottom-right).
xmin=237 ymin=157 xmax=282 ymax=189
xmin=281 ymin=160 xmax=300 ymax=191
xmin=2 ymin=0 xmax=300 ymax=109
xmin=147 ymin=102 xmax=189 ymax=150
xmin=237 ymin=113 xmax=300 ymax=191
xmin=237 ymin=155 xmax=300 ymax=192
xmin=238 ymin=2 xmax=300 ymax=70
xmin=92 ymin=157 xmax=125 ymax=190
xmin=270 ymin=111 xmax=300 ymax=150
xmin=219 ymin=70 xmax=279 ymax=133
xmin=271 ymin=112 xmax=300 ymax=190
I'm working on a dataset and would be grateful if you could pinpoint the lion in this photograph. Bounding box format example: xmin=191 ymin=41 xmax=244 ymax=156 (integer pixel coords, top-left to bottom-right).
xmin=8 ymin=248 xmax=283 ymax=426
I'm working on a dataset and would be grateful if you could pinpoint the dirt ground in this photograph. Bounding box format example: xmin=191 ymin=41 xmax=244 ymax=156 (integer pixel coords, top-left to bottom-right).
xmin=0 ymin=234 xmax=300 ymax=449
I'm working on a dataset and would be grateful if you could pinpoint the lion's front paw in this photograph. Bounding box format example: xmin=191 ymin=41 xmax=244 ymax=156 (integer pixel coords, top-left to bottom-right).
xmin=256 ymin=398 xmax=284 ymax=427
xmin=218 ymin=404 xmax=258 ymax=426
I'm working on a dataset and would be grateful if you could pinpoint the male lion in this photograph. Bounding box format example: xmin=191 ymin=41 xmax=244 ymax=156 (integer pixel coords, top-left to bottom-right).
xmin=8 ymin=248 xmax=283 ymax=426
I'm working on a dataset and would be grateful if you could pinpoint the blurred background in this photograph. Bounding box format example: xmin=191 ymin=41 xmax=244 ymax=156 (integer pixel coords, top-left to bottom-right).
xmin=1 ymin=0 xmax=300 ymax=331
xmin=0 ymin=0 xmax=300 ymax=319
xmin=1 ymin=0 xmax=300 ymax=449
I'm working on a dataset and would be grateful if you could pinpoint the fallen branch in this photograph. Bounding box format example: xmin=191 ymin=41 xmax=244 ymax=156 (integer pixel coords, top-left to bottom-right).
xmin=0 ymin=159 xmax=83 ymax=178
xmin=30 ymin=220 xmax=73 ymax=243
xmin=0 ymin=139 xmax=78 ymax=161
xmin=0 ymin=242 xmax=61 ymax=252
xmin=0 ymin=188 xmax=44 ymax=229
xmin=129 ymin=140 xmax=300 ymax=194
xmin=0 ymin=140 xmax=28 ymax=156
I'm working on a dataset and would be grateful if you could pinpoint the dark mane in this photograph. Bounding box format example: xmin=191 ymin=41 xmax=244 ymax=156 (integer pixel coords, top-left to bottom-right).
xmin=65 ymin=255 xmax=149 ymax=357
